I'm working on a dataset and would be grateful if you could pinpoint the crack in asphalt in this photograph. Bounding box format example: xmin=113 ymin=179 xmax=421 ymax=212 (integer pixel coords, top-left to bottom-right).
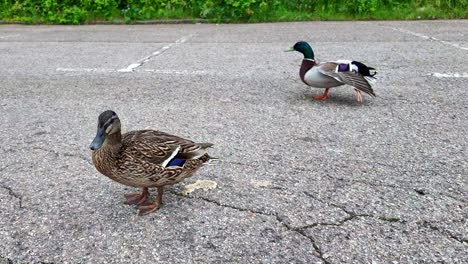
xmin=303 ymin=191 xmax=466 ymax=245
xmin=294 ymin=214 xmax=365 ymax=229
xmin=0 ymin=182 xmax=23 ymax=208
xmin=302 ymin=191 xmax=402 ymax=227
xmin=170 ymin=191 xmax=330 ymax=263
xmin=293 ymin=228 xmax=331 ymax=264
xmin=419 ymin=221 xmax=468 ymax=244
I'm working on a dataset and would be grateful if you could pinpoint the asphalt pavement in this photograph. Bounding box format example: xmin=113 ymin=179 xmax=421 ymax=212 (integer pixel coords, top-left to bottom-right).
xmin=0 ymin=21 xmax=467 ymax=263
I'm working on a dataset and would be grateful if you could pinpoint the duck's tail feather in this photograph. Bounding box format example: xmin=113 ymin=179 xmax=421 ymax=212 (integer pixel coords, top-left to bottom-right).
xmin=198 ymin=143 xmax=214 ymax=149
xmin=352 ymin=61 xmax=377 ymax=78
xmin=201 ymin=154 xmax=220 ymax=165
xmin=199 ymin=143 xmax=219 ymax=164
xmin=364 ymin=76 xmax=377 ymax=84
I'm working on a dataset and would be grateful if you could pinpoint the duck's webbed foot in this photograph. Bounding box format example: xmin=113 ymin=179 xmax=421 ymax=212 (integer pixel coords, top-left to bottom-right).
xmin=354 ymin=89 xmax=363 ymax=104
xmin=137 ymin=203 xmax=160 ymax=216
xmin=124 ymin=187 xmax=149 ymax=205
xmin=137 ymin=186 xmax=164 ymax=216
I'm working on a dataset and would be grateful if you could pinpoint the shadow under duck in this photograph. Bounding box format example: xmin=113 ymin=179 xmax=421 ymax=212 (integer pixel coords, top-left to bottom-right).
xmin=90 ymin=110 xmax=215 ymax=216
xmin=287 ymin=41 xmax=377 ymax=103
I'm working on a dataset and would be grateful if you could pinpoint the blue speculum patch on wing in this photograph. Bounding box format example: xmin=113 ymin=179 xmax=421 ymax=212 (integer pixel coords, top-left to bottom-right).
xmin=338 ymin=64 xmax=350 ymax=72
xmin=167 ymin=158 xmax=186 ymax=167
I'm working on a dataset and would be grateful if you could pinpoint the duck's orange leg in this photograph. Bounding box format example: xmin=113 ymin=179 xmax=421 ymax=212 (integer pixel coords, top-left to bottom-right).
xmin=138 ymin=186 xmax=164 ymax=216
xmin=313 ymin=88 xmax=330 ymax=100
xmin=124 ymin=187 xmax=149 ymax=205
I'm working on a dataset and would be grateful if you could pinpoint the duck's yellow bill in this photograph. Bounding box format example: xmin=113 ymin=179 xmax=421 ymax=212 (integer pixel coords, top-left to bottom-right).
xmin=284 ymin=47 xmax=294 ymax=52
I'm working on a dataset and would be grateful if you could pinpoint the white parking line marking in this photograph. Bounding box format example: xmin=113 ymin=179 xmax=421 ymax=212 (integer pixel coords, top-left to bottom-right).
xmin=0 ymin=34 xmax=20 ymax=39
xmin=142 ymin=69 xmax=209 ymax=74
xmin=118 ymin=35 xmax=193 ymax=72
xmin=389 ymin=27 xmax=468 ymax=51
xmin=56 ymin=68 xmax=214 ymax=75
xmin=431 ymin=72 xmax=468 ymax=78
xmin=56 ymin=68 xmax=116 ymax=72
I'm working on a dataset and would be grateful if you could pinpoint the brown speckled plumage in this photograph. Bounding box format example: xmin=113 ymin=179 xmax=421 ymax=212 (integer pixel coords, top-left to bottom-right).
xmin=92 ymin=130 xmax=211 ymax=188
xmin=90 ymin=110 xmax=215 ymax=215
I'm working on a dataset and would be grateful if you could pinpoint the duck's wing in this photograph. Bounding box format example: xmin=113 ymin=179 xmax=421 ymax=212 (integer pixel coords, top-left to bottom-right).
xmin=121 ymin=130 xmax=212 ymax=167
xmin=144 ymin=130 xmax=212 ymax=160
xmin=317 ymin=61 xmax=375 ymax=96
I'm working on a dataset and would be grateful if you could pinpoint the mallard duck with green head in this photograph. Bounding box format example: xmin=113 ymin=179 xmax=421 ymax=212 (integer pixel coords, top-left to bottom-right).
xmin=287 ymin=41 xmax=377 ymax=103
xmin=90 ymin=110 xmax=215 ymax=216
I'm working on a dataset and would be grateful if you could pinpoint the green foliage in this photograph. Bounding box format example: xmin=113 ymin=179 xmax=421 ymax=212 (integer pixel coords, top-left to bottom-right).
xmin=0 ymin=0 xmax=120 ymax=24
xmin=0 ymin=0 xmax=467 ymax=24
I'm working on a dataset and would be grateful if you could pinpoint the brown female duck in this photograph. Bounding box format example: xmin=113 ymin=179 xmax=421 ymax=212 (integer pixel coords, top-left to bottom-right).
xmin=90 ymin=110 xmax=215 ymax=216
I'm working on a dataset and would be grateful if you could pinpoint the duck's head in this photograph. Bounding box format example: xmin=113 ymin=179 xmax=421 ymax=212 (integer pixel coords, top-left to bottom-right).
xmin=286 ymin=41 xmax=315 ymax=60
xmin=90 ymin=110 xmax=121 ymax=151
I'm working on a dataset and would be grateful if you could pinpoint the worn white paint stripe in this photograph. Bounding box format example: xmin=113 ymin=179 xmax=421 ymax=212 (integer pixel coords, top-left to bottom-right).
xmin=142 ymin=69 xmax=210 ymax=75
xmin=118 ymin=35 xmax=192 ymax=72
xmin=389 ymin=27 xmax=468 ymax=51
xmin=56 ymin=67 xmax=213 ymax=75
xmin=56 ymin=68 xmax=117 ymax=73
xmin=0 ymin=34 xmax=20 ymax=39
xmin=431 ymin=72 xmax=468 ymax=78
xmin=438 ymin=40 xmax=468 ymax=50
